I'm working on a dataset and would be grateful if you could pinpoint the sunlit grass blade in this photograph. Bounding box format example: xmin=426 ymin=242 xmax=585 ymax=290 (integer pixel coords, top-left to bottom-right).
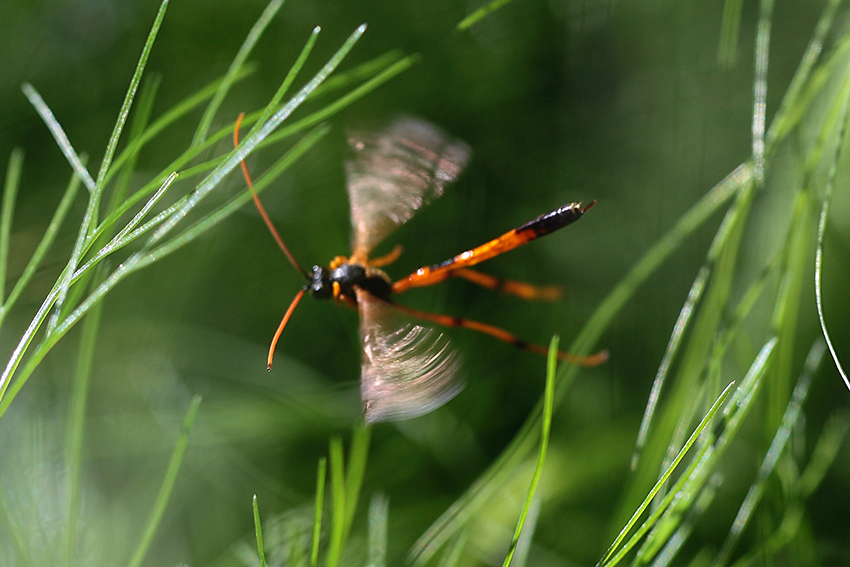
xmin=750 ymin=0 xmax=774 ymax=186
xmin=0 ymin=149 xmax=23 ymax=306
xmin=632 ymin=266 xmax=709 ymax=470
xmin=92 ymin=0 xmax=169 ymax=197
xmin=126 ymin=394 xmax=202 ymax=567
xmin=814 ymin=67 xmax=850 ymax=392
xmin=22 ymin=84 xmax=95 ymax=191
xmin=713 ymin=340 xmax=824 ymax=567
xmin=765 ymin=0 xmax=844 ymax=150
xmin=501 ymin=336 xmax=559 ymax=567
xmin=253 ymin=495 xmax=268 ymax=567
xmin=103 ymin=65 xmax=256 ymax=189
xmin=311 ymin=457 xmax=327 ymax=567
xmin=192 ymin=0 xmax=284 ymax=146
xmin=599 ymin=381 xmax=736 ymax=567
xmin=108 ymin=73 xmax=161 ymax=220
xmin=146 ymin=23 xmax=366 ymax=248
xmin=457 ymin=0 xmax=516 ymax=31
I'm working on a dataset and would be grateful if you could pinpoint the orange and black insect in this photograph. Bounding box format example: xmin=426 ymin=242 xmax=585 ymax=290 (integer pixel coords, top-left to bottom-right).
xmin=235 ymin=115 xmax=606 ymax=423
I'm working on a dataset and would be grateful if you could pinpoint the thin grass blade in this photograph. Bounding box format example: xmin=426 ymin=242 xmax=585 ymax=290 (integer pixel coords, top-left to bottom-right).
xmin=253 ymin=495 xmax=268 ymax=567
xmin=713 ymin=340 xmax=824 ymax=567
xmin=457 ymin=0 xmax=516 ymax=31
xmin=93 ymin=0 xmax=170 ymax=192
xmin=21 ymin=84 xmax=95 ymax=191
xmin=311 ymin=457 xmax=327 ymax=567
xmin=0 ymin=149 xmax=23 ymax=305
xmin=126 ymin=394 xmax=202 ymax=567
xmin=502 ymin=336 xmax=559 ymax=567
xmin=63 ymin=271 xmax=106 ymax=567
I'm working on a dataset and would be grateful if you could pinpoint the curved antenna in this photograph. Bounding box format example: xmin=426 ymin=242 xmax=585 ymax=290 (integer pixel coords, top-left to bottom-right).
xmin=234 ymin=113 xmax=308 ymax=277
xmin=267 ymin=287 xmax=307 ymax=370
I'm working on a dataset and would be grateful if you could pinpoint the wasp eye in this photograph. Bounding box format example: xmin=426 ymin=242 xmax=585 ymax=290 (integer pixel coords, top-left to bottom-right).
xmin=310 ymin=265 xmax=332 ymax=299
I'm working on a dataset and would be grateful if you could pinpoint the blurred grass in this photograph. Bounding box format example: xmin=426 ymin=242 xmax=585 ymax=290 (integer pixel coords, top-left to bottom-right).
xmin=1 ymin=0 xmax=850 ymax=566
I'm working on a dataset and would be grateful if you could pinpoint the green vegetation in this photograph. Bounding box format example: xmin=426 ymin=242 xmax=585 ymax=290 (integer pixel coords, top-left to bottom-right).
xmin=0 ymin=0 xmax=848 ymax=565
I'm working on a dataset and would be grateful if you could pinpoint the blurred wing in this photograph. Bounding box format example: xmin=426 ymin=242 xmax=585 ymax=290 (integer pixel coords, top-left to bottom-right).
xmin=346 ymin=116 xmax=471 ymax=259
xmin=357 ymin=289 xmax=464 ymax=423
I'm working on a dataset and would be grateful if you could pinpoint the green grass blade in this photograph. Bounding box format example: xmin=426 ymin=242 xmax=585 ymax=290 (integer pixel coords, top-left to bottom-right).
xmin=367 ymin=493 xmax=388 ymax=567
xmin=718 ymin=0 xmax=744 ymax=67
xmin=309 ymin=50 xmax=406 ymax=100
xmin=599 ymin=381 xmax=736 ymax=567
xmin=21 ymin=84 xmax=95 ymax=191
xmin=103 ymin=65 xmax=256 ymax=188
xmin=126 ymin=394 xmax=202 ymax=567
xmin=253 ymin=495 xmax=268 ymax=567
xmin=501 ymin=336 xmax=559 ymax=567
xmin=146 ymin=24 xmax=366 ymax=249
xmin=93 ymin=0 xmax=170 ymax=192
xmin=750 ymin=0 xmax=774 ymax=186
xmin=632 ymin=266 xmax=709 ymax=470
xmin=713 ymin=340 xmax=824 ymax=567
xmin=245 ymin=24 xmax=320 ymax=141
xmin=457 ymin=0 xmax=516 ymax=31
xmin=107 ymin=73 xmax=161 ymax=220
xmin=814 ymin=72 xmax=850 ymax=392
xmin=192 ymin=0 xmax=284 ymax=146
xmin=311 ymin=457 xmax=327 ymax=567
xmin=263 ymin=53 xmax=419 ymax=147
xmin=63 ymin=271 xmax=106 ymax=567
xmin=765 ymin=0 xmax=844 ymax=149
xmin=0 ymin=149 xmax=23 ymax=305
xmin=327 ymin=437 xmax=346 ymax=567
xmin=326 ymin=427 xmax=372 ymax=567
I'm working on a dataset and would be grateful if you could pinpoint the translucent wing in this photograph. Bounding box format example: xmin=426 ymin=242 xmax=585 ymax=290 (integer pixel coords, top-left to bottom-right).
xmin=357 ymin=289 xmax=464 ymax=423
xmin=346 ymin=116 xmax=471 ymax=259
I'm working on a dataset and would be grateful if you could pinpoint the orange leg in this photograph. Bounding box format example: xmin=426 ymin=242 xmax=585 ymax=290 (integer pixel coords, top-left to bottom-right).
xmin=368 ymin=244 xmax=403 ymax=268
xmin=390 ymin=302 xmax=607 ymax=366
xmin=449 ymin=268 xmax=562 ymax=301
xmin=392 ymin=201 xmax=594 ymax=294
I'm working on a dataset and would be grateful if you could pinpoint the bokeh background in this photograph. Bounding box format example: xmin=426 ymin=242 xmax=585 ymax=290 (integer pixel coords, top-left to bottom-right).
xmin=1 ymin=0 xmax=849 ymax=565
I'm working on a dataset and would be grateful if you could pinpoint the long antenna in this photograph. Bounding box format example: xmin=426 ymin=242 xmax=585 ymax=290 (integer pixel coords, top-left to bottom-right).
xmin=234 ymin=113 xmax=308 ymax=277
xmin=267 ymin=288 xmax=307 ymax=370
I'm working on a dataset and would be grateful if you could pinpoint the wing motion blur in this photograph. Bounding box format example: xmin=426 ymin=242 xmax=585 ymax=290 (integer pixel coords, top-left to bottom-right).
xmin=357 ymin=289 xmax=463 ymax=423
xmin=346 ymin=116 xmax=471 ymax=261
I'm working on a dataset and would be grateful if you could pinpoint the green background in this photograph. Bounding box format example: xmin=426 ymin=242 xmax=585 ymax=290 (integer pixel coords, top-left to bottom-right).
xmin=1 ymin=0 xmax=849 ymax=565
